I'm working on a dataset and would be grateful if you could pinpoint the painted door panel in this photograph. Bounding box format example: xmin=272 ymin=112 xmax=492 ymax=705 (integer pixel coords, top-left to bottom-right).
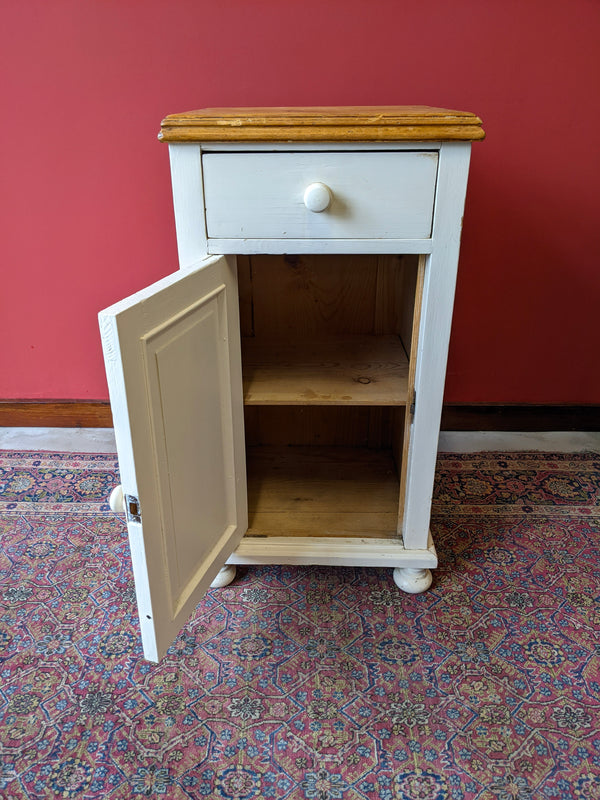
xmin=99 ymin=255 xmax=246 ymax=661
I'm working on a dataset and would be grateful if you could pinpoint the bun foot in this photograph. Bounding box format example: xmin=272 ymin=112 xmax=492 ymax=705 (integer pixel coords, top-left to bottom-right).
xmin=393 ymin=567 xmax=432 ymax=594
xmin=210 ymin=565 xmax=237 ymax=588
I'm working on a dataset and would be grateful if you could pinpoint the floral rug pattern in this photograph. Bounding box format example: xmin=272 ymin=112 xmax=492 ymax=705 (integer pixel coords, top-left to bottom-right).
xmin=0 ymin=450 xmax=599 ymax=799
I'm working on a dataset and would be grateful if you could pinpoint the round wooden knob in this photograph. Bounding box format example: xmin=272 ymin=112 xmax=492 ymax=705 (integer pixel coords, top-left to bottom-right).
xmin=303 ymin=182 xmax=332 ymax=212
xmin=109 ymin=484 xmax=126 ymax=514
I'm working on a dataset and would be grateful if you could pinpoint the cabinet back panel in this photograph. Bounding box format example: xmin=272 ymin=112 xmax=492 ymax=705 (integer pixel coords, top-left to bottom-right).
xmin=238 ymin=254 xmax=419 ymax=339
xmin=244 ymin=406 xmax=405 ymax=449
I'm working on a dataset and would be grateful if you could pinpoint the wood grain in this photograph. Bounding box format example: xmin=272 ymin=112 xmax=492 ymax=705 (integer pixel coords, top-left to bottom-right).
xmin=0 ymin=401 xmax=113 ymax=427
xmin=3 ymin=402 xmax=596 ymax=432
xmin=242 ymin=335 xmax=409 ymax=406
xmin=236 ymin=255 xmax=254 ymax=337
xmin=246 ymin=445 xmax=400 ymax=538
xmin=440 ymin=405 xmax=600 ymax=431
xmin=246 ymin=254 xmax=414 ymax=339
xmin=249 ymin=254 xmax=381 ymax=338
xmin=159 ymin=106 xmax=485 ymax=142
xmin=398 ymin=254 xmax=426 ymax=529
xmin=229 ymin=534 xmax=438 ymax=568
xmin=244 ymin=407 xmax=394 ymax=448
xmin=240 ymin=254 xmax=410 ymax=448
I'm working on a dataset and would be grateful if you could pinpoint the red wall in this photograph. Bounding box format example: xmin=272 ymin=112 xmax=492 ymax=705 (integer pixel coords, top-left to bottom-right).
xmin=2 ymin=0 xmax=599 ymax=403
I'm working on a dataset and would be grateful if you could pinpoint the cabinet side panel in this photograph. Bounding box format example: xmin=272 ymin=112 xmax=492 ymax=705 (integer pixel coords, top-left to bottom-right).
xmin=402 ymin=143 xmax=472 ymax=549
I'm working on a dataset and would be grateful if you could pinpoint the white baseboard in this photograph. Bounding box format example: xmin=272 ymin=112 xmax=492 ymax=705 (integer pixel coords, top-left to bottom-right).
xmin=0 ymin=428 xmax=117 ymax=453
xmin=1 ymin=428 xmax=599 ymax=454
xmin=438 ymin=431 xmax=600 ymax=453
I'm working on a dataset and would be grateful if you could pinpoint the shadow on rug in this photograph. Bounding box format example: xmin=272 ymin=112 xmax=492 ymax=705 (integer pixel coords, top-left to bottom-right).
xmin=0 ymin=450 xmax=599 ymax=799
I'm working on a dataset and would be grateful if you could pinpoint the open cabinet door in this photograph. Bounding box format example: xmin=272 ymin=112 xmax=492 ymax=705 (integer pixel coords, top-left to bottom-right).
xmin=99 ymin=255 xmax=247 ymax=662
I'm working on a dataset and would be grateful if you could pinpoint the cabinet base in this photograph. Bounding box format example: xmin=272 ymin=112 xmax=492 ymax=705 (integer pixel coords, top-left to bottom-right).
xmin=211 ymin=537 xmax=437 ymax=594
xmin=226 ymin=534 xmax=437 ymax=569
xmin=211 ymin=535 xmax=437 ymax=593
xmin=209 ymin=562 xmax=434 ymax=595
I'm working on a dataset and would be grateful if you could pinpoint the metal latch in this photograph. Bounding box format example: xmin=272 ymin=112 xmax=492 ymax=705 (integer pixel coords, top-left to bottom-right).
xmin=125 ymin=495 xmax=141 ymax=524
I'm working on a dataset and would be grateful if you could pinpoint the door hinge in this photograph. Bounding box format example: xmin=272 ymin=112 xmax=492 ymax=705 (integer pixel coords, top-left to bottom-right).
xmin=125 ymin=494 xmax=141 ymax=523
xmin=409 ymin=390 xmax=416 ymax=419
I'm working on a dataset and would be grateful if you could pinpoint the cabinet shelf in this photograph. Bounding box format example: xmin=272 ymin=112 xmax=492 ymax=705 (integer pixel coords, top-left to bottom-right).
xmin=246 ymin=445 xmax=401 ymax=539
xmin=242 ymin=335 xmax=409 ymax=406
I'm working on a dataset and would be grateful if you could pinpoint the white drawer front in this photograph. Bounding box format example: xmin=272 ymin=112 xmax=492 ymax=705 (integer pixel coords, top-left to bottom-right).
xmin=202 ymin=152 xmax=438 ymax=240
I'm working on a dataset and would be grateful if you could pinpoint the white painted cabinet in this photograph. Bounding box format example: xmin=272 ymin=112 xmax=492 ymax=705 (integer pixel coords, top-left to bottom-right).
xmin=99 ymin=107 xmax=484 ymax=661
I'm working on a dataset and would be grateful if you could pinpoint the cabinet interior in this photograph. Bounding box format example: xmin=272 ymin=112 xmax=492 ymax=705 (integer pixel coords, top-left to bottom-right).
xmin=237 ymin=253 xmax=423 ymax=540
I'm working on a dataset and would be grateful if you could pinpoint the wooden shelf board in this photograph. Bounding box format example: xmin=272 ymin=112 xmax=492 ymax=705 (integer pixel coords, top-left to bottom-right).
xmin=242 ymin=335 xmax=409 ymax=406
xmin=246 ymin=445 xmax=401 ymax=539
xmin=228 ymin=535 xmax=438 ymax=568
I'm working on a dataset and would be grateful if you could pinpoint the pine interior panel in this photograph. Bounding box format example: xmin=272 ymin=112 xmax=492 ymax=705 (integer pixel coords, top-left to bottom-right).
xmin=236 ymin=255 xmax=254 ymax=336
xmin=241 ymin=254 xmax=417 ymax=339
xmin=239 ymin=252 xmax=417 ymax=539
xmin=398 ymin=255 xmax=426 ymax=527
xmin=244 ymin=406 xmax=400 ymax=448
xmin=242 ymin=335 xmax=409 ymax=405
xmin=246 ymin=445 xmax=400 ymax=539
xmin=248 ymin=254 xmax=383 ymax=337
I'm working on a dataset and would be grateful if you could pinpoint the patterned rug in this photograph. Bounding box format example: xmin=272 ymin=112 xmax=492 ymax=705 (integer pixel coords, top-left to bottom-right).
xmin=0 ymin=450 xmax=599 ymax=799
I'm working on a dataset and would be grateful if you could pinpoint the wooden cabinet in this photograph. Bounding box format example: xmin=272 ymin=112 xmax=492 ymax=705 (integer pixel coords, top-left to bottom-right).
xmin=99 ymin=107 xmax=484 ymax=661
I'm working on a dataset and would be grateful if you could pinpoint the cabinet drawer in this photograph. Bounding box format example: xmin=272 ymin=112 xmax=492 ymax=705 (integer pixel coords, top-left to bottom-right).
xmin=202 ymin=152 xmax=438 ymax=240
